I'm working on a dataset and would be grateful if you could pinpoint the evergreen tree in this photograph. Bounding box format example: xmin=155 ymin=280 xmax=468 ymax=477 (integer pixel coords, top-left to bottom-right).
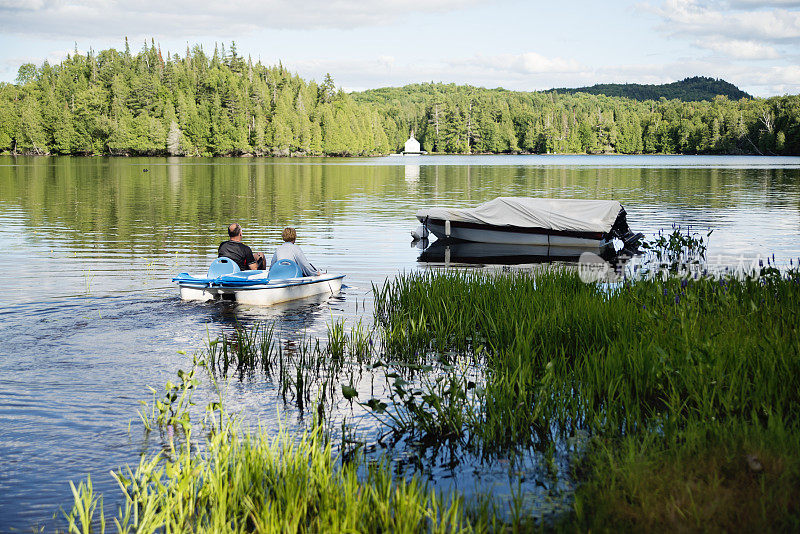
xmin=18 ymin=93 xmax=47 ymax=154
xmin=319 ymin=73 xmax=336 ymax=104
xmin=53 ymin=105 xmax=75 ymax=154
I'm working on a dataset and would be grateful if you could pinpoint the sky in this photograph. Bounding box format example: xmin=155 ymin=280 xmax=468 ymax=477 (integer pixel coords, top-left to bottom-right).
xmin=0 ymin=0 xmax=798 ymax=97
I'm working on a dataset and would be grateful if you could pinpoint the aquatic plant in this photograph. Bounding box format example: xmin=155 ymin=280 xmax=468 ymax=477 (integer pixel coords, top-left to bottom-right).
xmin=371 ymin=266 xmax=800 ymax=529
xmin=64 ymin=475 xmax=104 ymax=534
xmin=67 ymin=403 xmax=498 ymax=533
xmin=639 ymin=224 xmax=712 ymax=275
xmin=137 ymin=353 xmax=202 ymax=435
xmin=363 ymin=361 xmax=481 ymax=448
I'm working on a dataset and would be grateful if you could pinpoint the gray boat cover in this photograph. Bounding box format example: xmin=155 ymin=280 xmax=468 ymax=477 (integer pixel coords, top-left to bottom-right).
xmin=416 ymin=197 xmax=622 ymax=233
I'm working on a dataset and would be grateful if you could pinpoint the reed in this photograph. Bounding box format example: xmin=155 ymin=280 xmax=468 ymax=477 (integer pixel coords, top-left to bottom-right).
xmin=66 ymin=404 xmax=494 ymax=533
xmin=373 ymin=266 xmax=800 ymax=529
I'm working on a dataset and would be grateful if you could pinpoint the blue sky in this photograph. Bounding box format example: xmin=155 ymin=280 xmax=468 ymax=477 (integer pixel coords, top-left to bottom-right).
xmin=0 ymin=0 xmax=798 ymax=96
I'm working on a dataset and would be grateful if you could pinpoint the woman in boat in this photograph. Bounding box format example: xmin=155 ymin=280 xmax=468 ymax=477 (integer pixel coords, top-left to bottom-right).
xmin=270 ymin=227 xmax=321 ymax=277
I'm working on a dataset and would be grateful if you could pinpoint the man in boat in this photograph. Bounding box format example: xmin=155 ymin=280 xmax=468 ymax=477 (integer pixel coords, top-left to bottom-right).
xmin=270 ymin=227 xmax=321 ymax=277
xmin=218 ymin=223 xmax=265 ymax=270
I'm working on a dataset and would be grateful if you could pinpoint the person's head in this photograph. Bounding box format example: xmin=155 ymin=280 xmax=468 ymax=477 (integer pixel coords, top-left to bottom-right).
xmin=282 ymin=227 xmax=296 ymax=243
xmin=228 ymin=223 xmax=242 ymax=240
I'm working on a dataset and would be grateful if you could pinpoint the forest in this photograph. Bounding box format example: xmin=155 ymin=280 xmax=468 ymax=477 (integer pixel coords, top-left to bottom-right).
xmin=0 ymin=40 xmax=798 ymax=157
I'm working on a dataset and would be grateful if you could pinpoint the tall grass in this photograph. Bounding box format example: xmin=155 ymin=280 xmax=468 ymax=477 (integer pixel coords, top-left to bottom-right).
xmin=374 ymin=268 xmax=800 ymax=440
xmin=373 ymin=267 xmax=800 ymax=529
xmin=65 ymin=416 xmax=492 ymax=532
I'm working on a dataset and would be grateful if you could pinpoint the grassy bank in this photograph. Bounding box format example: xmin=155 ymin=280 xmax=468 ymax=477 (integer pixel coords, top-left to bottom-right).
xmin=65 ymin=266 xmax=800 ymax=531
xmin=374 ymin=268 xmax=800 ymax=530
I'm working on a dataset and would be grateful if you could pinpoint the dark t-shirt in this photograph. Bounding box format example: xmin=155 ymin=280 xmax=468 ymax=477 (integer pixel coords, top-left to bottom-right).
xmin=218 ymin=240 xmax=255 ymax=270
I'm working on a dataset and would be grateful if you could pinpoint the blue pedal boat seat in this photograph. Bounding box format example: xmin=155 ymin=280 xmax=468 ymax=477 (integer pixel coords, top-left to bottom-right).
xmin=268 ymin=259 xmax=302 ymax=280
xmin=207 ymin=257 xmax=241 ymax=278
xmin=173 ymin=257 xmax=243 ymax=287
xmin=172 ymin=272 xmax=212 ymax=286
xmin=182 ymin=259 xmax=310 ymax=289
xmin=211 ymin=260 xmax=304 ymax=288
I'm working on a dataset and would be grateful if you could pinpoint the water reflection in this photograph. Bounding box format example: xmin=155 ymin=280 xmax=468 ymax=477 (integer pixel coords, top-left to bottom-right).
xmin=404 ymin=164 xmax=420 ymax=183
xmin=223 ymin=291 xmax=348 ymax=337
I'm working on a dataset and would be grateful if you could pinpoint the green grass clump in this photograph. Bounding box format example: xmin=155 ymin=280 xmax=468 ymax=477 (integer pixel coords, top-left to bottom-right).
xmin=373 ymin=267 xmax=800 ymax=530
xmin=571 ymin=419 xmax=800 ymax=532
xmin=65 ymin=411 xmax=494 ymax=533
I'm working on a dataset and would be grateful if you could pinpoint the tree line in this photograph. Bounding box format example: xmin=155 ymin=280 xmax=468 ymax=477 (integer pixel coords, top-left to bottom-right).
xmin=356 ymin=84 xmax=799 ymax=155
xmin=0 ymin=41 xmax=798 ymax=156
xmin=548 ymin=76 xmax=751 ymax=102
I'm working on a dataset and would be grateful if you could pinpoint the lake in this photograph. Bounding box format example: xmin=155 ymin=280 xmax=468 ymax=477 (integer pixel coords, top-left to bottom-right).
xmin=1 ymin=154 xmax=800 ymax=530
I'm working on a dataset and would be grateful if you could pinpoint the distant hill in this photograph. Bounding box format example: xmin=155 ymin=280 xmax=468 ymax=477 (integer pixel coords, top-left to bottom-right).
xmin=548 ymin=76 xmax=751 ymax=102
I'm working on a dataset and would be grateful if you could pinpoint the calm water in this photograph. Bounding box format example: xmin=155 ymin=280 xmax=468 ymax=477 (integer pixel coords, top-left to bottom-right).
xmin=1 ymin=154 xmax=800 ymax=530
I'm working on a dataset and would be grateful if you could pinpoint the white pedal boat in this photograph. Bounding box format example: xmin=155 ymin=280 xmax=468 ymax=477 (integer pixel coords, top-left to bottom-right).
xmin=173 ymin=257 xmax=345 ymax=306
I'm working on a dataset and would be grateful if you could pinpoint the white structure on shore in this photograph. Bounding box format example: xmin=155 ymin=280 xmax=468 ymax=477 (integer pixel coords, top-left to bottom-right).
xmin=402 ymin=132 xmax=425 ymax=155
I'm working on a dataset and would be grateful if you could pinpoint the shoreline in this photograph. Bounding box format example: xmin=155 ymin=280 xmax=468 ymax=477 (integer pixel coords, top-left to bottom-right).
xmin=0 ymin=151 xmax=793 ymax=158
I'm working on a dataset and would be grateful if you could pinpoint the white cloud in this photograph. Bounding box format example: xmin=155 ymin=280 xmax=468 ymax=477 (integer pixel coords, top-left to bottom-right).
xmin=726 ymin=1 xmax=800 ymax=7
xmin=293 ymin=53 xmax=662 ymax=92
xmin=460 ymin=52 xmax=584 ymax=75
xmin=696 ymin=37 xmax=780 ymax=58
xmin=1 ymin=48 xmax=78 ymax=72
xmin=0 ymin=0 xmax=482 ymax=38
xmin=751 ymin=64 xmax=800 ymax=87
xmin=0 ymin=0 xmax=46 ymax=8
xmin=643 ymin=0 xmax=800 ymax=91
xmin=290 ymin=52 xmax=585 ymax=93
xmin=377 ymin=55 xmax=395 ymax=70
xmin=296 ymin=51 xmax=799 ymax=97
xmin=652 ymin=0 xmax=800 ymax=41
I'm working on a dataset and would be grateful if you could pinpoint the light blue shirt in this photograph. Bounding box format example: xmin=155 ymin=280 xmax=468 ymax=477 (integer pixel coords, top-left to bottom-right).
xmin=270 ymin=242 xmax=317 ymax=276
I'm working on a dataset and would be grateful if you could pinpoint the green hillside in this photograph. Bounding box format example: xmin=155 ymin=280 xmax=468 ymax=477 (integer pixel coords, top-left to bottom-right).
xmin=548 ymin=76 xmax=751 ymax=102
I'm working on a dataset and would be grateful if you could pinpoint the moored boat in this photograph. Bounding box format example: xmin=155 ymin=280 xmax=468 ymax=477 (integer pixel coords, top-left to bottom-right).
xmin=173 ymin=258 xmax=344 ymax=306
xmin=414 ymin=197 xmax=642 ymax=249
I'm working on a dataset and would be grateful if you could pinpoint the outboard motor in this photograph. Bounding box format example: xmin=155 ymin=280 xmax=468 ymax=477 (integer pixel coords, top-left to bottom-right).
xmin=411 ymin=224 xmax=430 ymax=240
xmin=610 ymin=207 xmax=643 ymax=250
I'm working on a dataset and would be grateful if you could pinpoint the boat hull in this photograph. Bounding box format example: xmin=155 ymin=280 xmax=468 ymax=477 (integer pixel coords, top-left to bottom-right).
xmin=418 ymin=217 xmax=611 ymax=248
xmin=418 ymin=241 xmax=608 ymax=265
xmin=178 ymin=275 xmax=344 ymax=306
xmin=180 ymin=285 xmax=218 ymax=302
xmin=222 ymin=276 xmax=343 ymax=306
